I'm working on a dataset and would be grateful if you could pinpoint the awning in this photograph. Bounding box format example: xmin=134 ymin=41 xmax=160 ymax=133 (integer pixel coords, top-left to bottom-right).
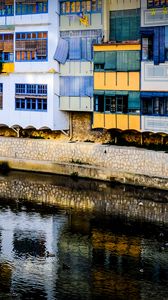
xmin=140 ymin=27 xmax=154 ymax=36
xmin=94 ymin=90 xmax=104 ymax=95
xmin=105 ymin=91 xmax=116 ymax=96
xmin=116 ymin=91 xmax=128 ymax=96
xmin=54 ymin=38 xmax=69 ymax=64
xmin=141 ymin=92 xmax=168 ymax=98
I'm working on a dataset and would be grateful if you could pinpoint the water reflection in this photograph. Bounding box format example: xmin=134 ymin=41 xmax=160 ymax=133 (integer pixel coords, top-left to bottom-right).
xmin=0 ymin=173 xmax=167 ymax=299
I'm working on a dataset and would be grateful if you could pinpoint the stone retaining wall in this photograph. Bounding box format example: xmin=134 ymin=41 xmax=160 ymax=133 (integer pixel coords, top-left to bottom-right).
xmin=0 ymin=137 xmax=167 ymax=189
xmin=0 ymin=172 xmax=167 ymax=224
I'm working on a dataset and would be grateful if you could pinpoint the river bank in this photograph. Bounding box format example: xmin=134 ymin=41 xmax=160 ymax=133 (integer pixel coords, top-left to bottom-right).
xmin=0 ymin=137 xmax=167 ymax=190
xmin=0 ymin=171 xmax=168 ymax=224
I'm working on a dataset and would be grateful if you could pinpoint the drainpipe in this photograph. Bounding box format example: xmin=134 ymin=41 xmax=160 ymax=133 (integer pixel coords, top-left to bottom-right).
xmin=69 ymin=112 xmax=73 ymax=140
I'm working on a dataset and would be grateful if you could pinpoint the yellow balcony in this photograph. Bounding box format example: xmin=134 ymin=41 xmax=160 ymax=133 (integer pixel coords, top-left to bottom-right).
xmin=94 ymin=44 xmax=141 ymax=52
xmin=93 ymin=113 xmax=140 ymax=131
xmin=93 ymin=43 xmax=141 ymax=51
xmin=94 ymin=72 xmax=140 ymax=91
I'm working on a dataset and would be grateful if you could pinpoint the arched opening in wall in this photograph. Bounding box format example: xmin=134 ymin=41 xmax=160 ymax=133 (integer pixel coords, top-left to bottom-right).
xmin=118 ymin=130 xmax=142 ymax=147
xmin=11 ymin=125 xmax=23 ymax=138
xmin=107 ymin=128 xmax=122 ymax=145
xmin=142 ymin=131 xmax=167 ymax=151
xmin=0 ymin=124 xmax=17 ymax=137
xmin=19 ymin=127 xmax=69 ymax=140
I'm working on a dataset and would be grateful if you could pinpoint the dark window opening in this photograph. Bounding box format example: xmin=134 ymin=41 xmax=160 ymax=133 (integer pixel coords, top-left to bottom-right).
xmin=142 ymin=97 xmax=168 ymax=115
xmin=142 ymin=36 xmax=154 ymax=61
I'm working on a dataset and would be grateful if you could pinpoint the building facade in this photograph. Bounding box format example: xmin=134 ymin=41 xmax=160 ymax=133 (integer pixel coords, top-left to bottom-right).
xmin=141 ymin=0 xmax=168 ymax=134
xmin=56 ymin=0 xmax=103 ymax=113
xmin=92 ymin=0 xmax=141 ymax=131
xmin=0 ymin=0 xmax=69 ymax=131
xmin=0 ymin=1 xmax=168 ymax=136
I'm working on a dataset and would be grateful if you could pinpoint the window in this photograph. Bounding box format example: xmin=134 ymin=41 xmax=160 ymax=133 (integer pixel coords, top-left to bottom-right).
xmin=60 ymin=76 xmax=93 ymax=97
xmin=94 ymin=50 xmax=140 ymax=71
xmin=15 ymin=98 xmax=47 ymax=110
xmin=141 ymin=27 xmax=165 ymax=64
xmin=15 ymin=84 xmax=47 ymax=111
xmin=142 ymin=97 xmax=168 ymax=115
xmin=60 ymin=0 xmax=102 ymax=15
xmin=147 ymin=0 xmax=168 ymax=8
xmin=64 ymin=37 xmax=99 ymax=61
xmin=110 ymin=9 xmax=140 ymax=42
xmin=94 ymin=92 xmax=140 ymax=114
xmin=0 ymin=0 xmax=14 ymax=16
xmin=15 ymin=31 xmax=48 ymax=62
xmin=94 ymin=94 xmax=128 ymax=113
xmin=94 ymin=94 xmax=104 ymax=112
xmin=16 ymin=0 xmax=48 ymax=15
xmin=0 ymin=34 xmax=14 ymax=62
xmin=0 ymin=83 xmax=3 ymax=109
xmin=57 ymin=30 xmax=102 ymax=63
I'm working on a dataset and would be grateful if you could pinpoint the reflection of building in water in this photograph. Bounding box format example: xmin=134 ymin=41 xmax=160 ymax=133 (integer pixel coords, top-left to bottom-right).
xmin=0 ymin=208 xmax=66 ymax=299
xmin=13 ymin=230 xmax=46 ymax=258
xmin=57 ymin=212 xmax=168 ymax=299
xmin=56 ymin=213 xmax=141 ymax=299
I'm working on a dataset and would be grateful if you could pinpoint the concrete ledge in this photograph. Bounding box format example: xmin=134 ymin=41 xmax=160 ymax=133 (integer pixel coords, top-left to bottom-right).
xmin=1 ymin=157 xmax=168 ymax=191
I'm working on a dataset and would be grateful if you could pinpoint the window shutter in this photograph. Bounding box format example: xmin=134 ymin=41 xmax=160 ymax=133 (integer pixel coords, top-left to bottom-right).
xmin=128 ymin=51 xmax=140 ymax=71
xmin=94 ymin=51 xmax=105 ymax=64
xmin=117 ymin=51 xmax=128 ymax=71
xmin=159 ymin=26 xmax=165 ymax=63
xmin=104 ymin=51 xmax=116 ymax=70
xmin=154 ymin=27 xmax=159 ymax=65
xmin=54 ymin=38 xmax=68 ymax=64
xmin=60 ymin=77 xmax=70 ymax=96
xmin=128 ymin=92 xmax=140 ymax=109
xmin=69 ymin=38 xmax=81 ymax=60
xmin=81 ymin=38 xmax=87 ymax=60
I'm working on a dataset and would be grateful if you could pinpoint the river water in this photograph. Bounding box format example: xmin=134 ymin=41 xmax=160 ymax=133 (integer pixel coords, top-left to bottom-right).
xmin=0 ymin=172 xmax=168 ymax=300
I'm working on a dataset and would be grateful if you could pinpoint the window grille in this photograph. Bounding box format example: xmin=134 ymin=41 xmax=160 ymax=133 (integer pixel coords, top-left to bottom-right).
xmin=15 ymin=0 xmax=48 ymax=15
xmin=60 ymin=0 xmax=102 ymax=14
xmin=15 ymin=83 xmax=47 ymax=111
xmin=15 ymin=31 xmax=47 ymax=61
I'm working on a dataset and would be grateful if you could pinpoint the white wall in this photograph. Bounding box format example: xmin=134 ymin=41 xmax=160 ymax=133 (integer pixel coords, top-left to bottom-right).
xmin=60 ymin=13 xmax=102 ymax=31
xmin=60 ymin=62 xmax=93 ymax=76
xmin=141 ymin=62 xmax=168 ymax=91
xmin=0 ymin=1 xmax=69 ymax=130
xmin=141 ymin=115 xmax=168 ymax=133
xmin=141 ymin=0 xmax=168 ymax=27
xmin=0 ymin=73 xmax=69 ymax=130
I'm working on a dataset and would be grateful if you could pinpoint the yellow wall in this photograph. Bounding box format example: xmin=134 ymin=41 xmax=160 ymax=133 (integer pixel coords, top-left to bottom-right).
xmin=94 ymin=44 xmax=141 ymax=52
xmin=92 ymin=113 xmax=105 ymax=128
xmin=94 ymin=72 xmax=140 ymax=91
xmin=117 ymin=114 xmax=128 ymax=130
xmin=2 ymin=63 xmax=14 ymax=73
xmin=104 ymin=114 xmax=116 ymax=129
xmin=93 ymin=113 xmax=140 ymax=131
xmin=128 ymin=115 xmax=141 ymax=131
